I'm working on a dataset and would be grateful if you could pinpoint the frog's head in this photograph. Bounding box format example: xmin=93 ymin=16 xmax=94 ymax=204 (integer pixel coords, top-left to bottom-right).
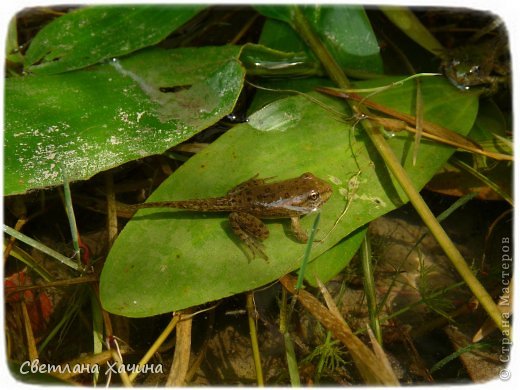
xmin=296 ymin=172 xmax=333 ymax=213
xmin=443 ymin=58 xmax=484 ymax=90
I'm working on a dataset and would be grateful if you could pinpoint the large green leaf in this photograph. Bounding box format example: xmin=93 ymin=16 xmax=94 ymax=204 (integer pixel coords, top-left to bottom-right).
xmin=24 ymin=5 xmax=205 ymax=74
xmin=100 ymin=77 xmax=478 ymax=317
xmin=4 ymin=46 xmax=244 ymax=195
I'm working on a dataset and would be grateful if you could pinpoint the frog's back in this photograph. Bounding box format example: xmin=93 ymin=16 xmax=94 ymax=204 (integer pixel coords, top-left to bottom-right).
xmin=232 ymin=172 xmax=332 ymax=218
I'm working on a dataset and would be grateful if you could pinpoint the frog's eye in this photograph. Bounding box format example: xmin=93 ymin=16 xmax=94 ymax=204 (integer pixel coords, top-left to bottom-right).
xmin=308 ymin=190 xmax=319 ymax=201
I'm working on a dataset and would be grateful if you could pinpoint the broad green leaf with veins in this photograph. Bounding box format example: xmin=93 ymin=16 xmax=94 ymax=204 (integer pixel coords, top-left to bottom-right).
xmin=100 ymin=77 xmax=478 ymax=317
xmin=4 ymin=46 xmax=244 ymax=195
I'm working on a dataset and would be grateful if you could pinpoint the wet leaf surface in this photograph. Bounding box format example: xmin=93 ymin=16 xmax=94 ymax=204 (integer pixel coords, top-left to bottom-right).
xmin=24 ymin=5 xmax=205 ymax=74
xmin=5 ymin=46 xmax=244 ymax=195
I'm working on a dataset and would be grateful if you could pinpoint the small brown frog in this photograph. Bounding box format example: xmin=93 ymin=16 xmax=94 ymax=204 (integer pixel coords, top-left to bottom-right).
xmin=130 ymin=172 xmax=333 ymax=260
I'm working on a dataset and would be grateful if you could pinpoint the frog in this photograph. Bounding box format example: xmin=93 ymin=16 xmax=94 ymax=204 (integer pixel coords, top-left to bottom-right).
xmin=129 ymin=172 xmax=333 ymax=261
xmin=440 ymin=37 xmax=509 ymax=94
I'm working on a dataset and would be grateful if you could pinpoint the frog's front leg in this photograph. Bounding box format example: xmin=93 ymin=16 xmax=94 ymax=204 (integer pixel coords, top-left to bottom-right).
xmin=290 ymin=216 xmax=309 ymax=243
xmin=229 ymin=212 xmax=269 ymax=261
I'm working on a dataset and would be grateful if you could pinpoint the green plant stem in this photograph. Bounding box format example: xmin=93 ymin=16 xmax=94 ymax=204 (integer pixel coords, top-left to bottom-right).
xmin=360 ymin=237 xmax=382 ymax=345
xmin=430 ymin=342 xmax=488 ymax=373
xmin=291 ymin=6 xmax=505 ymax=332
xmin=284 ymin=332 xmax=300 ymax=387
xmin=295 ymin=212 xmax=321 ymax=290
xmin=4 ymin=224 xmax=83 ymax=272
xmin=246 ymin=292 xmax=264 ymax=386
xmin=436 ymin=192 xmax=478 ymax=222
xmin=61 ymin=173 xmax=81 ymax=265
xmin=5 ymin=243 xmax=54 ymax=282
xmin=279 ymin=288 xmax=301 ymax=386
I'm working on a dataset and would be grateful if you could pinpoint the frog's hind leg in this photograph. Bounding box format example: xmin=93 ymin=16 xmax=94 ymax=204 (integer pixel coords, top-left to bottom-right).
xmin=229 ymin=212 xmax=269 ymax=261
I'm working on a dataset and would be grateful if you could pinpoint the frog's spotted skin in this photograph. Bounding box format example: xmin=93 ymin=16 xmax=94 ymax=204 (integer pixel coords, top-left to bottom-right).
xmin=132 ymin=172 xmax=333 ymax=260
xmin=441 ymin=37 xmax=509 ymax=94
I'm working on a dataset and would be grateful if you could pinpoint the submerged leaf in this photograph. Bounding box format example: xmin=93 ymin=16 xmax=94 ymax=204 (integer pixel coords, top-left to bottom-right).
xmin=257 ymin=5 xmax=382 ymax=73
